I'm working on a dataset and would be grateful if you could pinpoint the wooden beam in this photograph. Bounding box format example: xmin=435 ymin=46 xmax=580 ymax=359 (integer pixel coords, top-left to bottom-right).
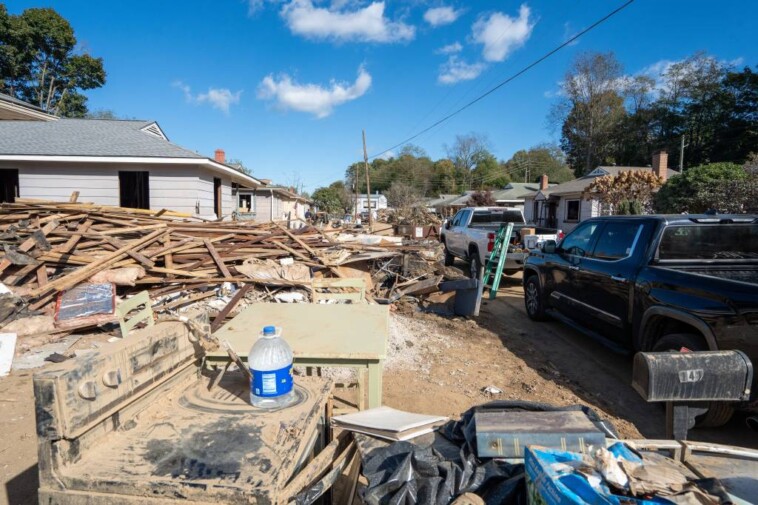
xmin=210 ymin=284 xmax=252 ymax=333
xmin=53 ymin=219 xmax=93 ymax=254
xmin=0 ymin=219 xmax=59 ymax=274
xmin=69 ymin=191 xmax=80 ymax=203
xmin=204 ymin=239 xmax=233 ymax=278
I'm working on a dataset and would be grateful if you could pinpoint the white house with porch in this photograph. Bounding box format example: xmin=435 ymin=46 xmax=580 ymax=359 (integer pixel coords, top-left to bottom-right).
xmin=524 ymin=151 xmax=678 ymax=232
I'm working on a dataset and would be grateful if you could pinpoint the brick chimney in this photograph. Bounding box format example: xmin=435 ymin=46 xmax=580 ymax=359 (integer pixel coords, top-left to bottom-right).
xmin=539 ymin=174 xmax=549 ymax=191
xmin=652 ymin=150 xmax=668 ymax=181
xmin=214 ymin=149 xmax=225 ymax=163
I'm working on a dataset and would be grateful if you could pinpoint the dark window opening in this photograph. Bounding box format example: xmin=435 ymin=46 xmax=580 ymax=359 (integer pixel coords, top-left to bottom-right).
xmin=119 ymin=171 xmax=150 ymax=209
xmin=213 ymin=177 xmax=222 ymax=218
xmin=565 ymin=200 xmax=580 ymax=222
xmin=0 ymin=169 xmax=19 ymax=203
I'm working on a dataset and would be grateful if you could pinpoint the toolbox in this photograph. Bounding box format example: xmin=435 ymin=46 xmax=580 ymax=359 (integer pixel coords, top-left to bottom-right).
xmin=34 ymin=321 xmax=333 ymax=504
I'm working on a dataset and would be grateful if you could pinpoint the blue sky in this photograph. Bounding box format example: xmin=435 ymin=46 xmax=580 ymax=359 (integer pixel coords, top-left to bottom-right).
xmin=7 ymin=0 xmax=756 ymax=192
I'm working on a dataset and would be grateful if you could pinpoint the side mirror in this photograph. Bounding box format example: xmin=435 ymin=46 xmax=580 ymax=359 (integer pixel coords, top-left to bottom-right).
xmin=445 ymin=220 xmax=452 ymax=230
xmin=541 ymin=240 xmax=557 ymax=254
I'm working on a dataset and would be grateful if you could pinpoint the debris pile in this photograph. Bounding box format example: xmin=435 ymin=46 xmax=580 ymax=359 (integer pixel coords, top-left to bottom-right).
xmin=0 ymin=200 xmax=458 ymax=346
xmin=375 ymin=207 xmax=442 ymax=226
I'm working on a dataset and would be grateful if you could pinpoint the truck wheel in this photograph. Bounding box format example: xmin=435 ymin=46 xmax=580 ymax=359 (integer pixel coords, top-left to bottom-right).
xmin=524 ymin=275 xmax=547 ymax=321
xmin=443 ymin=244 xmax=455 ymax=267
xmin=468 ymin=253 xmax=482 ymax=280
xmin=652 ymin=333 xmax=735 ymax=428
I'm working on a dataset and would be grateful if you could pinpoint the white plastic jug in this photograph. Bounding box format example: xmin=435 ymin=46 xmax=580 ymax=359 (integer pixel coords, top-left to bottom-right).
xmin=248 ymin=325 xmax=295 ymax=408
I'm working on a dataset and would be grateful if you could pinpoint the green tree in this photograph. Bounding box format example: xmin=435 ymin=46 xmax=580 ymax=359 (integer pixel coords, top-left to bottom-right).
xmin=502 ymin=144 xmax=575 ymax=184
xmin=0 ymin=7 xmax=105 ymax=116
xmin=552 ymin=52 xmax=627 ymax=176
xmin=654 ymin=162 xmax=750 ymax=213
xmin=470 ymin=152 xmax=508 ymax=189
xmin=312 ymin=184 xmax=349 ymax=214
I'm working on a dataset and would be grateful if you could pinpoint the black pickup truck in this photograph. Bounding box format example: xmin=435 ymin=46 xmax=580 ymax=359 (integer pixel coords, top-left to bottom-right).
xmin=523 ymin=215 xmax=758 ymax=427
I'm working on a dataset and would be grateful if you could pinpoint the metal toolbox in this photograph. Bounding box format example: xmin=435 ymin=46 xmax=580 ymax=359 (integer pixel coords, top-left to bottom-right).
xmin=34 ymin=321 xmax=332 ymax=505
xmin=632 ymin=350 xmax=753 ymax=402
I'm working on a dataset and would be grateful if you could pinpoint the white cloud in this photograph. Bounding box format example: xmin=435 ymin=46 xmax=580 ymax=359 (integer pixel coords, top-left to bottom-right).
xmin=472 ymin=4 xmax=535 ymax=62
xmin=173 ymin=81 xmax=242 ymax=114
xmin=257 ymin=66 xmax=372 ymax=118
xmin=438 ymin=56 xmax=486 ymax=85
xmin=424 ymin=6 xmax=462 ymax=27
xmin=280 ymin=0 xmax=415 ymax=43
xmin=436 ymin=41 xmax=462 ymax=55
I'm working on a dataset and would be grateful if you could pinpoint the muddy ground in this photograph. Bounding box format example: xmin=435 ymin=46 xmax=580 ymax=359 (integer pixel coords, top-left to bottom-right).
xmin=1 ymin=272 xmax=755 ymax=505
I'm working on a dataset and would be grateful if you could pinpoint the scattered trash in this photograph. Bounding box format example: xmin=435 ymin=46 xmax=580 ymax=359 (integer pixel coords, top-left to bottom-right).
xmin=482 ymin=385 xmax=503 ymax=395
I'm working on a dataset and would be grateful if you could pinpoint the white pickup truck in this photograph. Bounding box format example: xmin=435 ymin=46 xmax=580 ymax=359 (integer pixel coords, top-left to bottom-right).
xmin=440 ymin=207 xmax=562 ymax=278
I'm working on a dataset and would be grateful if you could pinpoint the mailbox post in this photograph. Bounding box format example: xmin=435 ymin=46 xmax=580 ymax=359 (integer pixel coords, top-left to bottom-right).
xmin=632 ymin=350 xmax=753 ymax=440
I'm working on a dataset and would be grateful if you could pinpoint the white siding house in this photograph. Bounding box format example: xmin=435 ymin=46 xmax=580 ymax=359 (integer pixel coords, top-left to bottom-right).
xmin=0 ymin=117 xmax=261 ymax=218
xmin=355 ymin=193 xmax=388 ymax=214
xmin=524 ymin=152 xmax=677 ymax=232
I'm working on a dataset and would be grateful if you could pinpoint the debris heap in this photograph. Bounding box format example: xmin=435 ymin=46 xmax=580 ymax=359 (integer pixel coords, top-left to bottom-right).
xmin=0 ymin=200 xmax=456 ymax=340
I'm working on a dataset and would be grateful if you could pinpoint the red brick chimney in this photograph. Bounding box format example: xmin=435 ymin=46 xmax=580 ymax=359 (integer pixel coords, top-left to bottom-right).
xmin=539 ymin=174 xmax=549 ymax=191
xmin=214 ymin=149 xmax=225 ymax=163
xmin=652 ymin=150 xmax=668 ymax=181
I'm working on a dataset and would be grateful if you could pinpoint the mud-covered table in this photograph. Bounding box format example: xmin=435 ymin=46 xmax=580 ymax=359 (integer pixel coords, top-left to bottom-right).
xmin=210 ymin=303 xmax=389 ymax=409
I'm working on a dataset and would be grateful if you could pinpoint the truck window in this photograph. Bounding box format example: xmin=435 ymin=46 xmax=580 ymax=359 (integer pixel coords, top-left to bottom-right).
xmin=559 ymin=221 xmax=601 ymax=257
xmin=471 ymin=210 xmax=523 ymax=224
xmin=591 ymin=223 xmax=643 ymax=260
xmin=658 ymin=224 xmax=758 ymax=260
xmin=451 ymin=211 xmax=463 ymax=227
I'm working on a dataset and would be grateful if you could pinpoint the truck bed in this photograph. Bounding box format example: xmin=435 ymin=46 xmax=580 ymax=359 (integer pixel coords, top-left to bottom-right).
xmin=660 ymin=264 xmax=758 ymax=285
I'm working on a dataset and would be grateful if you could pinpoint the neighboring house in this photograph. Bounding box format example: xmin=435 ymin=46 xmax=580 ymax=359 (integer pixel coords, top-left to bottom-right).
xmin=355 ymin=193 xmax=388 ymax=214
xmin=491 ymin=182 xmax=557 ymax=212
xmin=427 ymin=183 xmax=553 ymax=216
xmin=426 ymin=194 xmax=461 ymax=216
xmin=524 ymin=151 xmax=677 ymax=232
xmin=237 ymin=184 xmax=312 ymax=225
xmin=0 ymin=103 xmax=262 ymax=218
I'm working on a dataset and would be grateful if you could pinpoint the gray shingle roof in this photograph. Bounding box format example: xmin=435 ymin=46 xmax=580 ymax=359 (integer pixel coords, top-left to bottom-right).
xmin=0 ymin=118 xmax=205 ymax=158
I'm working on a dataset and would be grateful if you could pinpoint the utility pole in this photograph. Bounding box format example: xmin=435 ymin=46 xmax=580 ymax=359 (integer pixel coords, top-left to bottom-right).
xmin=362 ymin=129 xmax=373 ymax=232
xmin=353 ymin=164 xmax=359 ymax=222
xmin=679 ymin=135 xmax=688 ymax=171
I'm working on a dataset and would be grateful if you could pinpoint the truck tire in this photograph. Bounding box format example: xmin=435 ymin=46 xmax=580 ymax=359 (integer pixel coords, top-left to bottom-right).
xmin=468 ymin=250 xmax=482 ymax=280
xmin=652 ymin=333 xmax=735 ymax=428
xmin=524 ymin=275 xmax=547 ymax=321
xmin=443 ymin=242 xmax=455 ymax=267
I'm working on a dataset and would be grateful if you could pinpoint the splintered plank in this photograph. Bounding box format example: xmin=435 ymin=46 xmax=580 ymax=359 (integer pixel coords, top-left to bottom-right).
xmin=103 ymin=237 xmax=156 ymax=268
xmin=54 ymin=219 xmax=93 ymax=254
xmin=204 ymin=239 xmax=233 ymax=278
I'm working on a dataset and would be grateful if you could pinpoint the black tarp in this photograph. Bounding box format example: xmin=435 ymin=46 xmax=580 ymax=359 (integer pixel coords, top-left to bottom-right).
xmin=360 ymin=401 xmax=619 ymax=505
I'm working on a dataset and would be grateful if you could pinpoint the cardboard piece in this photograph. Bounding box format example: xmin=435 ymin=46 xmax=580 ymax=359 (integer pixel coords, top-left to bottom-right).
xmin=333 ymin=406 xmax=447 ymax=441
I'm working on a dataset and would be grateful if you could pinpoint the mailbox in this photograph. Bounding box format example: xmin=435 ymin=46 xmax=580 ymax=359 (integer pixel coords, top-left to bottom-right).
xmin=632 ymin=350 xmax=753 ymax=402
xmin=632 ymin=350 xmax=753 ymax=440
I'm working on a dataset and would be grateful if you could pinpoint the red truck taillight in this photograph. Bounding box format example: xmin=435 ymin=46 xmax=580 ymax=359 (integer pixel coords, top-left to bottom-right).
xmin=487 ymin=232 xmax=495 ymax=252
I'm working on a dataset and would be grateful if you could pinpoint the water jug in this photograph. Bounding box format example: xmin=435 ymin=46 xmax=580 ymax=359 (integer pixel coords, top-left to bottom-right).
xmin=248 ymin=325 xmax=294 ymax=408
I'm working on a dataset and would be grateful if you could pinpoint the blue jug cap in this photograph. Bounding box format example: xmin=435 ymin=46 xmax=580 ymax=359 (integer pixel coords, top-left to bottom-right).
xmin=262 ymin=325 xmax=276 ymax=336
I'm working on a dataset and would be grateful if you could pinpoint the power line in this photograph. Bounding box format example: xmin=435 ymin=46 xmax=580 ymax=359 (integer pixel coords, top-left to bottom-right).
xmin=369 ymin=0 xmax=636 ymax=160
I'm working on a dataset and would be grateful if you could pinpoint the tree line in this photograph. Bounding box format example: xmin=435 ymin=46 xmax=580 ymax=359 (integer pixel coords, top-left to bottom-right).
xmin=553 ymin=51 xmax=758 ymax=176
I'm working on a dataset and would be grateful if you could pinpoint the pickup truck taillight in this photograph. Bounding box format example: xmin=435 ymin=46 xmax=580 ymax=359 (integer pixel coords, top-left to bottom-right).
xmin=557 ymin=231 xmax=565 ymax=241
xmin=487 ymin=232 xmax=495 ymax=252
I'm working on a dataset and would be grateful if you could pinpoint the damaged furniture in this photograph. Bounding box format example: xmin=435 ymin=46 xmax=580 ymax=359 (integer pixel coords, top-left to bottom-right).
xmin=115 ymin=290 xmax=154 ymax=337
xmin=34 ymin=320 xmax=336 ymax=504
xmin=211 ymin=303 xmax=389 ymax=409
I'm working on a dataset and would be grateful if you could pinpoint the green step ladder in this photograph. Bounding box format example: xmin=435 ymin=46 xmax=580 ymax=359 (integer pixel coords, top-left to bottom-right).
xmin=482 ymin=222 xmax=514 ymax=299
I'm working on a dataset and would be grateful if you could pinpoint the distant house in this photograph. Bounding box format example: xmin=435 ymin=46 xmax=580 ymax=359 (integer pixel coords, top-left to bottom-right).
xmin=355 ymin=193 xmax=388 ymax=214
xmin=524 ymin=151 xmax=678 ymax=232
xmin=427 ymin=182 xmax=554 ymax=216
xmin=236 ymin=184 xmax=312 ymax=225
xmin=0 ymin=94 xmax=262 ymax=218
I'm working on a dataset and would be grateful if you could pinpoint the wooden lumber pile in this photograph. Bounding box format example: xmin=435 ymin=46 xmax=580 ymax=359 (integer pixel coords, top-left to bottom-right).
xmin=0 ymin=200 xmax=458 ymax=355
